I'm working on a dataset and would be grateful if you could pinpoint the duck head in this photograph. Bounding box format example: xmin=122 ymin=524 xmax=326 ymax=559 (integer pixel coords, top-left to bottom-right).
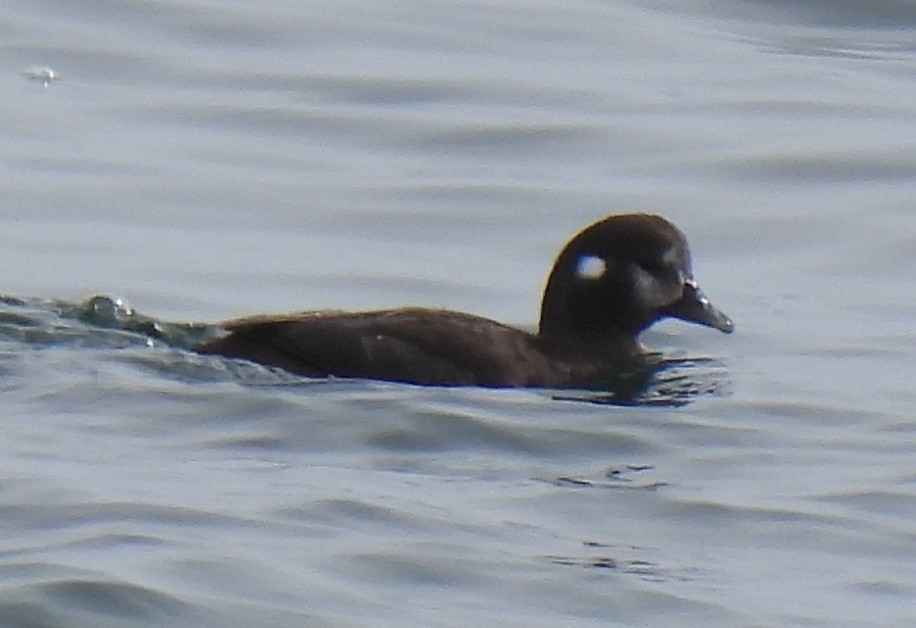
xmin=538 ymin=214 xmax=733 ymax=345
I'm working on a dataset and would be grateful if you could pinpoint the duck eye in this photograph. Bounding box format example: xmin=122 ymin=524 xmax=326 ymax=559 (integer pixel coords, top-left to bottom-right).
xmin=636 ymin=261 xmax=664 ymax=274
xmin=574 ymin=255 xmax=607 ymax=280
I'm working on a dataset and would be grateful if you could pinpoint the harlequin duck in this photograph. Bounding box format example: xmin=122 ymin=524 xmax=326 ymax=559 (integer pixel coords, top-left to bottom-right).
xmin=197 ymin=214 xmax=733 ymax=388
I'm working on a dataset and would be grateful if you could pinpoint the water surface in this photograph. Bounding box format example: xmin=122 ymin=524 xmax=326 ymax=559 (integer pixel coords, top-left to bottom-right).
xmin=1 ymin=0 xmax=915 ymax=626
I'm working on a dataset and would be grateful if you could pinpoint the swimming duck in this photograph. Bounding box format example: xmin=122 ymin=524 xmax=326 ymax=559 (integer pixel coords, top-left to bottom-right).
xmin=198 ymin=213 xmax=733 ymax=387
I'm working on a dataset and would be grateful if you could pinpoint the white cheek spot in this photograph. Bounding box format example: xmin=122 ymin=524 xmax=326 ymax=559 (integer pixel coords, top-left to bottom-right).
xmin=575 ymin=254 xmax=607 ymax=280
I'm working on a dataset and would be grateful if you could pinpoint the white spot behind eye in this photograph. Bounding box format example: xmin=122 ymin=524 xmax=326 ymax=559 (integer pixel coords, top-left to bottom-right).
xmin=575 ymin=254 xmax=607 ymax=280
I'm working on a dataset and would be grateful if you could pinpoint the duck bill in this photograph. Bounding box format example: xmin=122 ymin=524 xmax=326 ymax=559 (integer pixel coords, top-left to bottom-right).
xmin=663 ymin=279 xmax=734 ymax=334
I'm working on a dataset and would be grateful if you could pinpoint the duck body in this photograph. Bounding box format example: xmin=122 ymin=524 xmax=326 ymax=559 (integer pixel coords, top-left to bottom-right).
xmin=198 ymin=214 xmax=733 ymax=388
xmin=198 ymin=308 xmax=640 ymax=388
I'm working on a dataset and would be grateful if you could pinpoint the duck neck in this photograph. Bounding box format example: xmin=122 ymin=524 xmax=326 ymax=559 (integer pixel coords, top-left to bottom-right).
xmin=537 ymin=316 xmax=643 ymax=362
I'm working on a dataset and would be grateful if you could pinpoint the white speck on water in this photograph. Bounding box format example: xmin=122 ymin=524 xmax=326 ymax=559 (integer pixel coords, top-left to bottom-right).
xmin=22 ymin=65 xmax=58 ymax=87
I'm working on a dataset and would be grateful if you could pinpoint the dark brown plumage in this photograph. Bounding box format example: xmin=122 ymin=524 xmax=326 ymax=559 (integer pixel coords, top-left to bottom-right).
xmin=197 ymin=214 xmax=733 ymax=388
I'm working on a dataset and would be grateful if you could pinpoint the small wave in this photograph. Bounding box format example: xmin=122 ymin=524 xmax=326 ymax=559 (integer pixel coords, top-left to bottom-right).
xmin=553 ymin=356 xmax=732 ymax=407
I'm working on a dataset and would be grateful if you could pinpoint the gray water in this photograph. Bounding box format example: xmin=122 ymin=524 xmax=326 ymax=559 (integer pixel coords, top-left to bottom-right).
xmin=2 ymin=0 xmax=915 ymax=626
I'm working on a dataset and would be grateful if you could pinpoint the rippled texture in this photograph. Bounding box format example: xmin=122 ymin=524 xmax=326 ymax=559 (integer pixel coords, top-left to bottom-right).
xmin=1 ymin=0 xmax=915 ymax=626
